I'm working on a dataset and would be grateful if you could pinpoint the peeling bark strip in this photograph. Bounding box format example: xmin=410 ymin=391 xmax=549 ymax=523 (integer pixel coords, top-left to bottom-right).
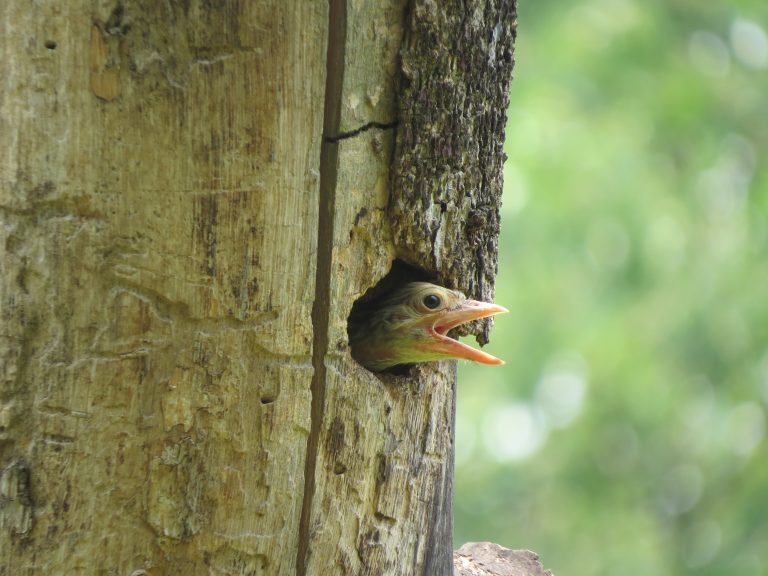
xmin=391 ymin=0 xmax=518 ymax=344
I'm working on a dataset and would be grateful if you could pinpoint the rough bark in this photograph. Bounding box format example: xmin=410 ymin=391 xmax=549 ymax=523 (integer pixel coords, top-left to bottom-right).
xmin=1 ymin=1 xmax=517 ymax=575
xmin=392 ymin=0 xmax=517 ymax=345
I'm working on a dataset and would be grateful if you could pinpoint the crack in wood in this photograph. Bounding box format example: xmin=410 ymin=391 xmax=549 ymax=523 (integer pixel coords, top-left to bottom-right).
xmin=324 ymin=120 xmax=398 ymax=143
xmin=296 ymin=0 xmax=347 ymax=574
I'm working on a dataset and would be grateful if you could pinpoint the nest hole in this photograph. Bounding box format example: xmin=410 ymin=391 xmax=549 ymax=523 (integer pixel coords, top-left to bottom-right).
xmin=347 ymin=259 xmax=434 ymax=375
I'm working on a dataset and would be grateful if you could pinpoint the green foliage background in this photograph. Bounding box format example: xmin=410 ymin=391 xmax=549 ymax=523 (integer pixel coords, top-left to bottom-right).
xmin=455 ymin=1 xmax=768 ymax=574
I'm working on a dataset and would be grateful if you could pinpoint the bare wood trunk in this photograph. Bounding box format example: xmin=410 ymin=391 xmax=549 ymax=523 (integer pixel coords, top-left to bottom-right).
xmin=1 ymin=2 xmax=325 ymax=573
xmin=1 ymin=1 xmax=517 ymax=575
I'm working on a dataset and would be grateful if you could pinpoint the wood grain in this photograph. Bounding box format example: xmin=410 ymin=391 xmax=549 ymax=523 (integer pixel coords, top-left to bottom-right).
xmin=1 ymin=1 xmax=517 ymax=574
xmin=1 ymin=2 xmax=325 ymax=573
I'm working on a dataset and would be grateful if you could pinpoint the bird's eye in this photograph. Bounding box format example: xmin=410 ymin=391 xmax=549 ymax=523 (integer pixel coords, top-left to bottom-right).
xmin=423 ymin=294 xmax=441 ymax=309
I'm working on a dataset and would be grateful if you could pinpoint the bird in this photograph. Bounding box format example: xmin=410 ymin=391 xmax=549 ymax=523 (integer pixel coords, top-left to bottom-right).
xmin=348 ymin=282 xmax=508 ymax=372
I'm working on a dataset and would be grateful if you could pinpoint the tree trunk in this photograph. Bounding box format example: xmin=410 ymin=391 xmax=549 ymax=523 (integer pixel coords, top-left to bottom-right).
xmin=1 ymin=1 xmax=516 ymax=575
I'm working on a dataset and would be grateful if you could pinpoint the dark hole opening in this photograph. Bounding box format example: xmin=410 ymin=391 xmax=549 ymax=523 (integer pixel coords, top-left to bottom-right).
xmin=347 ymin=259 xmax=434 ymax=374
xmin=45 ymin=40 xmax=57 ymax=50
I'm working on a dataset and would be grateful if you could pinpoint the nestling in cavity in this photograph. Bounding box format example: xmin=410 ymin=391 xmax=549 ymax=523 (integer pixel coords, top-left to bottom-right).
xmin=348 ymin=282 xmax=508 ymax=372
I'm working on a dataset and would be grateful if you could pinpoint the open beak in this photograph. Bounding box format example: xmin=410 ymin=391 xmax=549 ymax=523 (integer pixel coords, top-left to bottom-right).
xmin=421 ymin=300 xmax=509 ymax=365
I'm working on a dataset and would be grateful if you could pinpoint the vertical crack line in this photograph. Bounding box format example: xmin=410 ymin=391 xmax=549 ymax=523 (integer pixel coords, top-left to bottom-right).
xmin=297 ymin=0 xmax=346 ymax=574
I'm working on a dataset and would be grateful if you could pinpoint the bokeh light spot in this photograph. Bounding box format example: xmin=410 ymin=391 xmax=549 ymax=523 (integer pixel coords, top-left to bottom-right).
xmin=656 ymin=464 xmax=704 ymax=516
xmin=688 ymin=31 xmax=731 ymax=78
xmin=482 ymin=402 xmax=547 ymax=462
xmin=724 ymin=402 xmax=765 ymax=457
xmin=535 ymin=353 xmax=589 ymax=429
xmin=730 ymin=18 xmax=768 ymax=70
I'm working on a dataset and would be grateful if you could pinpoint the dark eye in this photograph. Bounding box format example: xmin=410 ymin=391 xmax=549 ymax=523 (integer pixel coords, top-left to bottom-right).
xmin=423 ymin=294 xmax=441 ymax=309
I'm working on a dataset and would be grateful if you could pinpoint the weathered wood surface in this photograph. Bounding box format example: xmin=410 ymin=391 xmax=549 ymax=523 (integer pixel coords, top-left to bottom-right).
xmin=1 ymin=1 xmax=518 ymax=575
xmin=302 ymin=0 xmax=516 ymax=574
xmin=1 ymin=2 xmax=325 ymax=574
xmin=454 ymin=543 xmax=553 ymax=576
xmin=299 ymin=0 xmax=461 ymax=572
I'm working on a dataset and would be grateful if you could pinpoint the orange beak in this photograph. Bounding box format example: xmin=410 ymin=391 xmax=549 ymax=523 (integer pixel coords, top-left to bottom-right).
xmin=419 ymin=300 xmax=508 ymax=365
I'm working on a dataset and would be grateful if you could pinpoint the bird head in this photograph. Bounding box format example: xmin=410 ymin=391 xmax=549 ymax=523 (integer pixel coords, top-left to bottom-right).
xmin=348 ymin=282 xmax=508 ymax=372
